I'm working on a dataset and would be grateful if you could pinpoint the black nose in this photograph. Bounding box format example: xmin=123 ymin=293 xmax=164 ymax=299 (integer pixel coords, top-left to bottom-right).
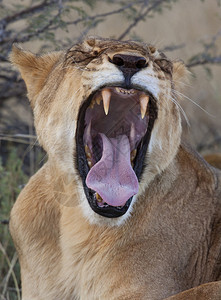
xmin=112 ymin=54 xmax=147 ymax=70
xmin=110 ymin=54 xmax=147 ymax=87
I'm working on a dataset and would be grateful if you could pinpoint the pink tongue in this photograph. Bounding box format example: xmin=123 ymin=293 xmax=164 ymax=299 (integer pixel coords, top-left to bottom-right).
xmin=86 ymin=134 xmax=139 ymax=207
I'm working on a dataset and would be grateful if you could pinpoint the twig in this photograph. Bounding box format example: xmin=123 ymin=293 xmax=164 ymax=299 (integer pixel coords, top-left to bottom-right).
xmin=0 ymin=55 xmax=8 ymax=62
xmin=118 ymin=0 xmax=166 ymax=40
xmin=187 ymin=55 xmax=221 ymax=68
xmin=0 ymin=134 xmax=37 ymax=139
xmin=0 ymin=220 xmax=9 ymax=225
xmin=75 ymin=20 xmax=100 ymax=44
xmin=0 ymin=243 xmax=20 ymax=300
xmin=0 ymin=136 xmax=39 ymax=146
xmin=0 ymin=0 xmax=55 ymax=26
xmin=49 ymin=1 xmax=142 ymax=31
xmin=161 ymin=43 xmax=185 ymax=52
xmin=9 ymin=1 xmax=63 ymax=44
xmin=197 ymin=134 xmax=221 ymax=152
xmin=2 ymin=253 xmax=18 ymax=297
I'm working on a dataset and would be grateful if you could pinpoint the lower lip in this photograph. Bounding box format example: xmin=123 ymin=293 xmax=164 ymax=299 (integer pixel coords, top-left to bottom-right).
xmin=88 ymin=195 xmax=133 ymax=218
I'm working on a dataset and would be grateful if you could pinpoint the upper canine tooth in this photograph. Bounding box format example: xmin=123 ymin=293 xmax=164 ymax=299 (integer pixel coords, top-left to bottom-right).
xmin=101 ymin=88 xmax=111 ymax=115
xmin=140 ymin=95 xmax=149 ymax=119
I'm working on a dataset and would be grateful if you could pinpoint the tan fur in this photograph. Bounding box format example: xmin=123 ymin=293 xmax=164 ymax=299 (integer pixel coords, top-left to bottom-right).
xmin=10 ymin=37 xmax=221 ymax=299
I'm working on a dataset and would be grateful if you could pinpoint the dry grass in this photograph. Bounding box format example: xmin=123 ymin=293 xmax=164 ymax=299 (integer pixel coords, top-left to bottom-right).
xmin=0 ymin=144 xmax=44 ymax=299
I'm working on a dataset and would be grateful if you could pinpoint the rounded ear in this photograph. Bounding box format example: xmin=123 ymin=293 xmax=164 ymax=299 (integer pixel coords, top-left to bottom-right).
xmin=10 ymin=44 xmax=63 ymax=106
xmin=172 ymin=60 xmax=191 ymax=92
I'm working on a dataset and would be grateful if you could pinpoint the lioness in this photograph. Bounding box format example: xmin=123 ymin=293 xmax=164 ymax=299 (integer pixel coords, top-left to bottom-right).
xmin=10 ymin=37 xmax=221 ymax=300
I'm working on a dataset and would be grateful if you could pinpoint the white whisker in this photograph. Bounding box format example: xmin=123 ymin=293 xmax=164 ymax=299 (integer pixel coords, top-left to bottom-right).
xmin=172 ymin=89 xmax=214 ymax=117
xmin=172 ymin=79 xmax=193 ymax=88
xmin=170 ymin=96 xmax=190 ymax=126
xmin=160 ymin=91 xmax=190 ymax=127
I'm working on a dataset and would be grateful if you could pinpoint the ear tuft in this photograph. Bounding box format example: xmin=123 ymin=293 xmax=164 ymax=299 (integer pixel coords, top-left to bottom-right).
xmin=10 ymin=44 xmax=37 ymax=70
xmin=172 ymin=60 xmax=191 ymax=92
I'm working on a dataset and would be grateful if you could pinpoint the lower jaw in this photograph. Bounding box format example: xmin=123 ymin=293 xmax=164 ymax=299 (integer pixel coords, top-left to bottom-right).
xmin=90 ymin=194 xmax=133 ymax=218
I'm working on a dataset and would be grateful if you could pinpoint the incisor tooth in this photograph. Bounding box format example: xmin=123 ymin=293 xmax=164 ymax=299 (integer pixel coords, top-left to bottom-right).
xmin=140 ymin=95 xmax=149 ymax=119
xmin=101 ymin=89 xmax=111 ymax=115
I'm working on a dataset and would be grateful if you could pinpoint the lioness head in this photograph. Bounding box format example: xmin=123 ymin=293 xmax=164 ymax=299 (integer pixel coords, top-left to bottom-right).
xmin=11 ymin=37 xmax=189 ymax=225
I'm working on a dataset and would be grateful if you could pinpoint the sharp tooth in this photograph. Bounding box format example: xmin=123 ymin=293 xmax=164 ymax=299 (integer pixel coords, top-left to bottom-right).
xmin=89 ymin=98 xmax=96 ymax=109
xmin=87 ymin=159 xmax=92 ymax=168
xmin=116 ymin=87 xmax=121 ymax=93
xmin=94 ymin=93 xmax=102 ymax=105
xmin=140 ymin=95 xmax=149 ymax=119
xmin=101 ymin=88 xmax=111 ymax=115
xmin=85 ymin=145 xmax=91 ymax=158
xmin=96 ymin=193 xmax=103 ymax=202
xmin=131 ymin=149 xmax=137 ymax=161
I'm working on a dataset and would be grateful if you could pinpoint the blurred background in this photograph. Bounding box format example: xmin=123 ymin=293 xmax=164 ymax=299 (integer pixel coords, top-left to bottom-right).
xmin=1 ymin=0 xmax=221 ymax=298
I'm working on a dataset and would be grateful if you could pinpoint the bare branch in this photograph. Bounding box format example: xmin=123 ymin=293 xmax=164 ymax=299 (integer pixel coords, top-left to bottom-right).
xmin=118 ymin=0 xmax=166 ymax=40
xmin=0 ymin=80 xmax=26 ymax=102
xmin=161 ymin=43 xmax=185 ymax=52
xmin=0 ymin=0 xmax=56 ymax=26
xmin=0 ymin=55 xmax=8 ymax=62
xmin=10 ymin=0 xmax=63 ymax=44
xmin=0 ymin=244 xmax=20 ymax=300
xmin=0 ymin=220 xmax=9 ymax=225
xmin=187 ymin=55 xmax=221 ymax=68
xmin=50 ymin=1 xmax=143 ymax=31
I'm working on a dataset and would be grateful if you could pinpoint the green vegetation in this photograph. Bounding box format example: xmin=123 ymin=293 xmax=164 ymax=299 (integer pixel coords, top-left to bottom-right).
xmin=0 ymin=148 xmax=28 ymax=300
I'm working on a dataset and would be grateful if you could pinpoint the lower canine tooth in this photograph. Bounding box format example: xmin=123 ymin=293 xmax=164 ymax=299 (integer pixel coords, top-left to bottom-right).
xmin=85 ymin=145 xmax=91 ymax=158
xmin=96 ymin=193 xmax=103 ymax=202
xmin=131 ymin=149 xmax=137 ymax=161
xmin=87 ymin=159 xmax=92 ymax=168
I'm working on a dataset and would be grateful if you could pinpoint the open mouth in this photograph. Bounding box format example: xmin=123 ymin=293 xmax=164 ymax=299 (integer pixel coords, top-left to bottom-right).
xmin=76 ymin=86 xmax=157 ymax=218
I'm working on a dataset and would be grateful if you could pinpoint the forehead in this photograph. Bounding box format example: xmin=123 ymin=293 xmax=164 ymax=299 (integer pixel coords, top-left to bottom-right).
xmin=67 ymin=37 xmax=168 ymax=60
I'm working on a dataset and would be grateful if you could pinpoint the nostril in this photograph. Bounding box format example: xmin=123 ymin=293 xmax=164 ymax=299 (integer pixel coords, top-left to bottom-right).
xmin=136 ymin=58 xmax=147 ymax=69
xmin=112 ymin=55 xmax=124 ymax=67
xmin=110 ymin=54 xmax=148 ymax=70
